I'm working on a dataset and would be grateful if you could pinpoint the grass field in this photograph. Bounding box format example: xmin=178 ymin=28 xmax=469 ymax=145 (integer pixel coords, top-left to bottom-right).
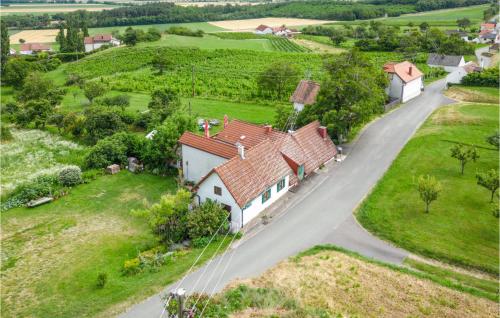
xmin=445 ymin=85 xmax=499 ymax=104
xmin=89 ymin=22 xmax=225 ymax=35
xmin=0 ymin=128 xmax=88 ymax=194
xmin=0 ymin=171 xmax=234 ymax=318
xmin=139 ymin=34 xmax=274 ymax=51
xmin=211 ymin=245 xmax=497 ymax=317
xmin=357 ymin=102 xmax=499 ymax=274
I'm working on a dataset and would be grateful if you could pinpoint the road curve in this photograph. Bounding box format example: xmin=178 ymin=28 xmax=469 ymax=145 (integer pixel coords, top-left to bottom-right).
xmin=120 ymin=79 xmax=455 ymax=318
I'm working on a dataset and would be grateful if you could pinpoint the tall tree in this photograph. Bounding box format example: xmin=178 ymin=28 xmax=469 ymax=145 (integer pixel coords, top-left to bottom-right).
xmin=258 ymin=61 xmax=299 ymax=100
xmin=417 ymin=175 xmax=442 ymax=213
xmin=456 ymin=18 xmax=471 ymax=30
xmin=1 ymin=20 xmax=9 ymax=73
xmin=56 ymin=23 xmax=66 ymax=51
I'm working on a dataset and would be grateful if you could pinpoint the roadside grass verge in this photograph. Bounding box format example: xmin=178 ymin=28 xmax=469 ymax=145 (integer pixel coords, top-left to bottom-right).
xmin=445 ymin=85 xmax=499 ymax=104
xmin=356 ymin=102 xmax=499 ymax=275
xmin=0 ymin=171 xmax=232 ymax=318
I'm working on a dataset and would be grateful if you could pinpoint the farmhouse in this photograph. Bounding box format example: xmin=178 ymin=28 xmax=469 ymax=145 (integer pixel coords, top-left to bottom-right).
xmin=19 ymin=43 xmax=51 ymax=55
xmin=290 ymin=80 xmax=320 ymax=112
xmin=383 ymin=61 xmax=423 ymax=103
xmin=446 ymin=61 xmax=481 ymax=84
xmin=427 ymin=53 xmax=465 ymax=72
xmin=84 ymin=34 xmax=120 ymax=52
xmin=179 ymin=119 xmax=337 ymax=231
xmin=254 ymin=24 xmax=273 ymax=35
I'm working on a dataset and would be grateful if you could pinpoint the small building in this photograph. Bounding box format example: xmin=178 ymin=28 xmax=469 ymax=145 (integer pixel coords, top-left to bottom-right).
xmin=427 ymin=53 xmax=465 ymax=72
xmin=255 ymin=24 xmax=273 ymax=35
xmin=446 ymin=61 xmax=481 ymax=84
xmin=19 ymin=43 xmax=51 ymax=55
xmin=9 ymin=48 xmax=16 ymax=55
xmin=84 ymin=34 xmax=120 ymax=52
xmin=179 ymin=119 xmax=337 ymax=231
xmin=444 ymin=30 xmax=469 ymax=42
xmin=480 ymin=23 xmax=496 ymax=31
xmin=290 ymin=80 xmax=320 ymax=112
xmin=272 ymin=25 xmax=293 ymax=37
xmin=383 ymin=61 xmax=423 ymax=103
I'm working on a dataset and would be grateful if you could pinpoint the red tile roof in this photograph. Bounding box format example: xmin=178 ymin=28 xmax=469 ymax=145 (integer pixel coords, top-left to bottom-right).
xmin=84 ymin=34 xmax=113 ymax=44
xmin=481 ymin=23 xmax=496 ymax=30
xmin=210 ymin=140 xmax=293 ymax=207
xmin=193 ymin=120 xmax=337 ymax=207
xmin=256 ymin=24 xmax=271 ymax=31
xmin=179 ymin=131 xmax=238 ymax=159
xmin=20 ymin=43 xmax=50 ymax=51
xmin=212 ymin=120 xmax=285 ymax=149
xmin=290 ymin=80 xmax=320 ymax=105
xmin=383 ymin=61 xmax=423 ymax=83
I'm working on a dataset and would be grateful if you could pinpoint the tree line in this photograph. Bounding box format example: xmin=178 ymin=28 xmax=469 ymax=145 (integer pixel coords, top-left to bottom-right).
xmin=2 ymin=0 xmax=489 ymax=29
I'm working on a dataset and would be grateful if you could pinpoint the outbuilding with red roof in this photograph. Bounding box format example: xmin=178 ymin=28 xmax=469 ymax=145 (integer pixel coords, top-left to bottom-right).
xmin=84 ymin=34 xmax=121 ymax=52
xmin=383 ymin=61 xmax=424 ymax=103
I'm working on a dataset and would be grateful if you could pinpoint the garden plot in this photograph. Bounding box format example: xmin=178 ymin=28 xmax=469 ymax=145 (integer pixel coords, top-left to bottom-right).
xmin=209 ymin=18 xmax=331 ymax=31
xmin=0 ymin=129 xmax=86 ymax=194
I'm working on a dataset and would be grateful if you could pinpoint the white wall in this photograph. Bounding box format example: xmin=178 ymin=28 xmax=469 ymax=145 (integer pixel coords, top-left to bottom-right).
xmin=387 ymin=74 xmax=403 ymax=100
xmin=181 ymin=145 xmax=227 ymax=183
xmin=401 ymin=77 xmax=422 ymax=103
xmin=255 ymin=28 xmax=273 ymax=35
xmin=196 ymin=174 xmax=290 ymax=232
xmin=446 ymin=67 xmax=468 ymax=84
xmin=196 ymin=173 xmax=242 ymax=232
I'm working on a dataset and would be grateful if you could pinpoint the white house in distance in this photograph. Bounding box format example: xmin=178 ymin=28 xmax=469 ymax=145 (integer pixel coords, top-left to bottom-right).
xmin=84 ymin=34 xmax=120 ymax=52
xmin=427 ymin=53 xmax=465 ymax=72
xmin=383 ymin=61 xmax=423 ymax=103
xmin=446 ymin=61 xmax=482 ymax=84
xmin=19 ymin=43 xmax=51 ymax=55
xmin=254 ymin=24 xmax=273 ymax=35
xmin=179 ymin=119 xmax=337 ymax=231
xmin=290 ymin=80 xmax=320 ymax=112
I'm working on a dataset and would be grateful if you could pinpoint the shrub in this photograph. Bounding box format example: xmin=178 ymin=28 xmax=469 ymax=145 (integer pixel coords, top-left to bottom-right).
xmin=1 ymin=125 xmax=13 ymax=141
xmin=96 ymin=272 xmax=107 ymax=289
xmin=461 ymin=68 xmax=499 ymax=87
xmin=187 ymin=200 xmax=229 ymax=240
xmin=1 ymin=174 xmax=60 ymax=211
xmin=84 ymin=137 xmax=128 ymax=169
xmin=58 ymin=166 xmax=83 ymax=186
xmin=122 ymin=258 xmax=141 ymax=276
xmin=192 ymin=236 xmax=211 ymax=248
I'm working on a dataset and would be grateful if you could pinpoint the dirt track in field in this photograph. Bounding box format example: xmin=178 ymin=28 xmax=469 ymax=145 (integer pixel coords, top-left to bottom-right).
xmin=209 ymin=18 xmax=332 ymax=31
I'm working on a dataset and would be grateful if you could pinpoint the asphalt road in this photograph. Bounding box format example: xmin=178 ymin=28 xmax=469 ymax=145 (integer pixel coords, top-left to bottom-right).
xmin=120 ymin=79 xmax=454 ymax=318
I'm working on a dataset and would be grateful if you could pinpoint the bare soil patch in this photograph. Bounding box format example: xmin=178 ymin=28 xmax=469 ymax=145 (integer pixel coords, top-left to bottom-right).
xmin=292 ymin=38 xmax=345 ymax=54
xmin=431 ymin=104 xmax=481 ymax=125
xmin=230 ymin=250 xmax=497 ymax=317
xmin=445 ymin=86 xmax=498 ymax=104
xmin=9 ymin=29 xmax=59 ymax=44
xmin=209 ymin=18 xmax=331 ymax=31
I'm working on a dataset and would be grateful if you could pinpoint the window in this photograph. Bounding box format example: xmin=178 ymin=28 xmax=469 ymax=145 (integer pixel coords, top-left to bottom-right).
xmin=214 ymin=186 xmax=222 ymax=196
xmin=277 ymin=178 xmax=286 ymax=192
xmin=244 ymin=202 xmax=252 ymax=210
xmin=297 ymin=164 xmax=305 ymax=180
xmin=261 ymin=188 xmax=271 ymax=204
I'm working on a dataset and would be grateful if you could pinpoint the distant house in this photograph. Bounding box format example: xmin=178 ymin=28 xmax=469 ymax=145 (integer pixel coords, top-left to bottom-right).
xmin=446 ymin=61 xmax=481 ymax=84
xmin=383 ymin=61 xmax=423 ymax=103
xmin=19 ymin=43 xmax=51 ymax=55
xmin=255 ymin=24 xmax=273 ymax=35
xmin=290 ymin=80 xmax=320 ymax=112
xmin=272 ymin=25 xmax=293 ymax=37
xmin=179 ymin=119 xmax=337 ymax=231
xmin=427 ymin=53 xmax=465 ymax=72
xmin=9 ymin=48 xmax=16 ymax=55
xmin=480 ymin=23 xmax=496 ymax=31
xmin=84 ymin=34 xmax=120 ymax=52
xmin=444 ymin=30 xmax=469 ymax=42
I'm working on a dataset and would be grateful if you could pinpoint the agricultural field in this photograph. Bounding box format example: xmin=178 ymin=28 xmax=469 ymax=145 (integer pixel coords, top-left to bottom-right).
xmin=88 ymin=22 xmax=224 ymax=35
xmin=139 ymin=34 xmax=275 ymax=52
xmin=0 ymin=171 xmax=234 ymax=318
xmin=0 ymin=4 xmax=119 ymax=15
xmin=269 ymin=37 xmax=309 ymax=52
xmin=196 ymin=246 xmax=497 ymax=317
xmin=0 ymin=128 xmax=88 ymax=194
xmin=53 ymin=46 xmax=326 ymax=103
xmin=357 ymin=102 xmax=499 ymax=274
xmin=208 ymin=18 xmax=331 ymax=31
xmin=9 ymin=29 xmax=59 ymax=44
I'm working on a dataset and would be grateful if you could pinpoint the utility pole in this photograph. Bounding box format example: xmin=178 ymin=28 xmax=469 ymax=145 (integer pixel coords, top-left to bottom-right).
xmin=169 ymin=288 xmax=188 ymax=318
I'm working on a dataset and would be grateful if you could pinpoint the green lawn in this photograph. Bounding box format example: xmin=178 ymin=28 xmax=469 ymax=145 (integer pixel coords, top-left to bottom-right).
xmin=1 ymin=171 xmax=232 ymax=318
xmin=89 ymin=22 xmax=224 ymax=35
xmin=139 ymin=34 xmax=274 ymax=51
xmin=58 ymin=88 xmax=277 ymax=125
xmin=357 ymin=103 xmax=499 ymax=274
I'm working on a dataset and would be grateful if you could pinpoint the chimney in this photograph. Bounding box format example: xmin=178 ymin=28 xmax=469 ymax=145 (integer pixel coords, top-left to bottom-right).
xmin=409 ymin=66 xmax=413 ymax=76
xmin=264 ymin=125 xmax=272 ymax=134
xmin=236 ymin=142 xmax=245 ymax=159
xmin=223 ymin=114 xmax=228 ymax=129
xmin=204 ymin=120 xmax=209 ymax=138
xmin=318 ymin=126 xmax=327 ymax=139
